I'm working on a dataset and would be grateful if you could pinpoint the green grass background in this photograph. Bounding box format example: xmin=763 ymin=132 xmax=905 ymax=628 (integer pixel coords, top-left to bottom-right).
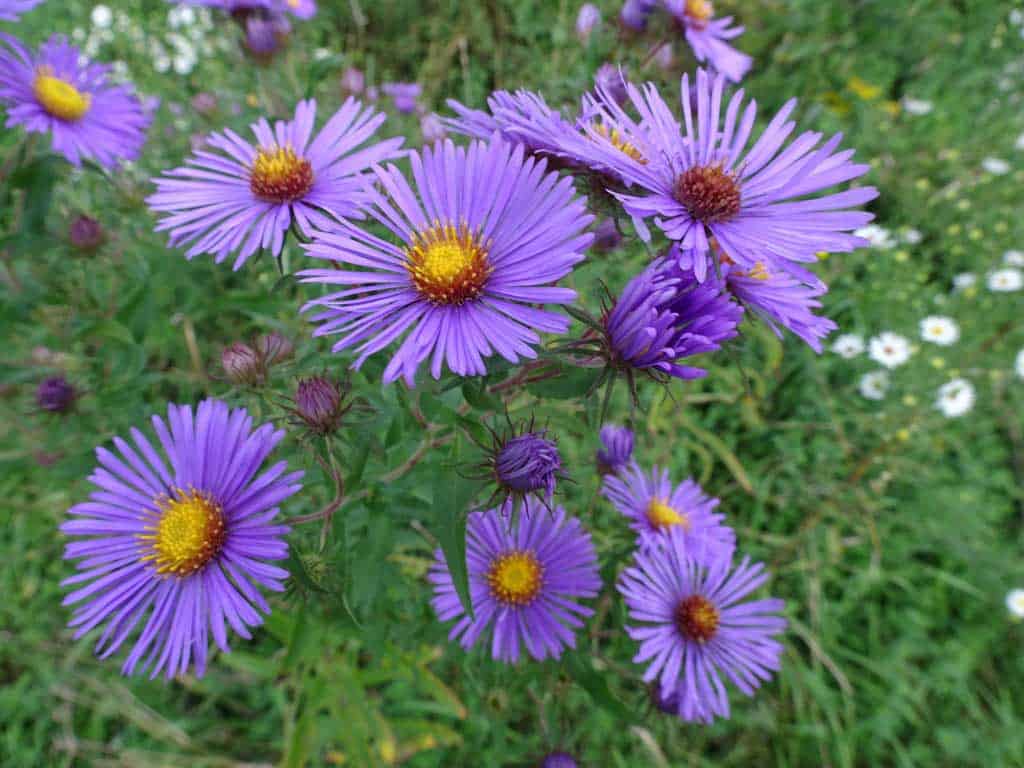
xmin=3 ymin=1 xmax=1024 ymax=766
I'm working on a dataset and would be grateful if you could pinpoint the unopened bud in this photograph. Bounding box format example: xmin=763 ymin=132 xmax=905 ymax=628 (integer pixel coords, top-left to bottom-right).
xmin=295 ymin=376 xmax=346 ymax=435
xmin=255 ymin=331 xmax=294 ymax=367
xmin=221 ymin=342 xmax=263 ymax=385
xmin=69 ymin=215 xmax=104 ymax=252
xmin=576 ymin=4 xmax=601 ymax=43
xmin=36 ymin=376 xmax=76 ymax=413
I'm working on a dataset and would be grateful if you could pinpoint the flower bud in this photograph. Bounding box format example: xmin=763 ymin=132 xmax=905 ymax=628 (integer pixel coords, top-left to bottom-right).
xmin=591 ymin=218 xmax=622 ymax=253
xmin=69 ymin=215 xmax=104 ymax=252
xmin=221 ymin=342 xmax=263 ymax=385
xmin=244 ymin=14 xmax=290 ymax=61
xmin=340 ymin=66 xmax=365 ymax=95
xmin=596 ymin=423 xmax=633 ymax=474
xmin=294 ymin=376 xmax=346 ymax=435
xmin=255 ymin=331 xmax=294 ymax=367
xmin=620 ymin=0 xmax=656 ymax=31
xmin=36 ymin=376 xmax=76 ymax=413
xmin=191 ymin=92 xmax=218 ymax=116
xmin=494 ymin=430 xmax=561 ymax=499
xmin=382 ymin=82 xmax=421 ymax=115
xmin=541 ymin=753 xmax=578 ymax=768
xmin=576 ymin=3 xmax=601 ymax=43
xmin=420 ymin=113 xmax=446 ymax=144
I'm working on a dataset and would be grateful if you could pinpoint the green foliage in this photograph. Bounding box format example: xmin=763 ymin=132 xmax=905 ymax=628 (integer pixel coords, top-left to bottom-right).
xmin=2 ymin=1 xmax=1024 ymax=767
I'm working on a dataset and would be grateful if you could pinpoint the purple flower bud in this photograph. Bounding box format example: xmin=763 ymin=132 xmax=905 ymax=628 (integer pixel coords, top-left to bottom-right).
xmin=576 ymin=3 xmax=601 ymax=42
xmin=221 ymin=342 xmax=263 ymax=385
xmin=653 ymin=42 xmax=674 ymax=70
xmin=591 ymin=218 xmax=622 ymax=253
xmin=495 ymin=431 xmax=561 ymax=498
xmin=382 ymin=82 xmax=421 ymax=114
xmin=420 ymin=112 xmax=446 ymax=144
xmin=650 ymin=682 xmax=680 ymax=714
xmin=245 ymin=14 xmax=290 ymax=60
xmin=619 ymin=0 xmax=656 ymax=31
xmin=596 ymin=423 xmax=633 ymax=474
xmin=191 ymin=92 xmax=218 ymax=115
xmin=340 ymin=66 xmax=365 ymax=95
xmin=594 ymin=63 xmax=629 ymax=106
xmin=69 ymin=215 xmax=104 ymax=252
xmin=365 ymin=85 xmax=379 ymax=102
xmin=295 ymin=376 xmax=345 ymax=435
xmin=36 ymin=376 xmax=76 ymax=413
xmin=255 ymin=331 xmax=294 ymax=366
xmin=541 ymin=753 xmax=578 ymax=768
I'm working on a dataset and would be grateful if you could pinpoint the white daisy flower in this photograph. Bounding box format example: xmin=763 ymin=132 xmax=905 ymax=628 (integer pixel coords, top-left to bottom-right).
xmin=1011 ymin=9 xmax=1024 ymax=25
xmin=901 ymin=97 xmax=933 ymax=116
xmin=935 ymin=378 xmax=975 ymax=418
xmin=1008 ymin=589 xmax=1024 ymax=619
xmin=1004 ymin=250 xmax=1024 ymax=267
xmin=981 ymin=157 xmax=1011 ymax=175
xmin=869 ymin=332 xmax=912 ymax=369
xmin=952 ymin=272 xmax=977 ymax=291
xmin=854 ymin=224 xmax=896 ymax=249
xmin=1016 ymin=132 xmax=1024 ymax=151
xmin=858 ymin=371 xmax=890 ymax=401
xmin=919 ymin=316 xmax=960 ymax=346
xmin=988 ymin=268 xmax=1024 ymax=292
xmin=832 ymin=334 xmax=865 ymax=359
xmin=91 ymin=4 xmax=112 ymax=29
xmin=901 ymin=228 xmax=923 ymax=244
xmin=1015 ymin=349 xmax=1024 ymax=380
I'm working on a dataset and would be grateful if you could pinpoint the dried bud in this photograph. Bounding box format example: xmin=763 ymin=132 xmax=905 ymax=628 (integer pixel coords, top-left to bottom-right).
xmin=576 ymin=3 xmax=601 ymax=43
xmin=340 ymin=66 xmax=365 ymax=95
xmin=191 ymin=92 xmax=218 ymax=116
xmin=294 ymin=376 xmax=346 ymax=435
xmin=221 ymin=342 xmax=263 ymax=385
xmin=69 ymin=215 xmax=104 ymax=252
xmin=36 ymin=376 xmax=76 ymax=413
xmin=255 ymin=331 xmax=294 ymax=367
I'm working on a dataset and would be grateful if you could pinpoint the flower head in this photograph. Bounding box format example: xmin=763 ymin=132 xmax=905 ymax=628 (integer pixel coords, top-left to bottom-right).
xmin=382 ymin=81 xmax=421 ymax=114
xmin=987 ymin=268 xmax=1023 ymax=292
xmin=596 ymin=423 xmax=634 ymax=475
xmin=299 ymin=138 xmax=593 ymax=386
xmin=0 ymin=0 xmax=44 ymax=22
xmin=147 ymin=98 xmax=403 ymax=270
xmin=602 ymin=462 xmax=734 ymax=554
xmin=221 ymin=341 xmax=263 ymax=385
xmin=493 ymin=430 xmax=562 ymax=500
xmin=619 ymin=0 xmax=657 ymax=30
xmin=1016 ymin=349 xmax=1024 ymax=380
xmin=952 ymin=272 xmax=976 ymax=291
xmin=601 ymin=256 xmax=742 ymax=380
xmin=0 ymin=34 xmax=151 ymax=167
xmin=541 ymin=753 xmax=579 ymax=768
xmin=831 ymin=333 xmax=865 ymax=358
xmin=858 ymin=370 xmax=889 ymax=401
xmin=868 ymin=332 xmax=911 ymax=369
xmin=618 ymin=530 xmax=786 ymax=723
xmin=662 ymin=0 xmax=752 ymax=82
xmin=244 ymin=13 xmax=290 ymax=60
xmin=576 ymin=3 xmax=602 ymax=42
xmin=1004 ymin=250 xmax=1024 ymax=267
xmin=61 ymin=399 xmax=302 ymax=678
xmin=293 ymin=375 xmax=350 ymax=435
xmin=598 ymin=70 xmax=876 ymax=282
xmin=919 ymin=316 xmax=959 ymax=346
xmin=429 ymin=502 xmax=601 ymax=663
xmin=935 ymin=378 xmax=975 ymax=418
xmin=1006 ymin=589 xmax=1024 ymax=619
xmin=36 ymin=375 xmax=76 ymax=413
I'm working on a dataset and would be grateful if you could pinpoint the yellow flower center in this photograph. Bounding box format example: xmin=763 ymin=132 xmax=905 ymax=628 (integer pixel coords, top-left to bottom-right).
xmin=646 ymin=498 xmax=690 ymax=530
xmin=33 ymin=68 xmax=91 ymax=122
xmin=487 ymin=550 xmax=544 ymax=606
xmin=675 ymin=594 xmax=720 ymax=643
xmin=250 ymin=145 xmax=314 ymax=203
xmin=140 ymin=489 xmax=227 ymax=577
xmin=744 ymin=261 xmax=770 ymax=281
xmin=686 ymin=0 xmax=714 ymax=24
xmin=591 ymin=122 xmax=646 ymax=163
xmin=405 ymin=221 xmax=492 ymax=305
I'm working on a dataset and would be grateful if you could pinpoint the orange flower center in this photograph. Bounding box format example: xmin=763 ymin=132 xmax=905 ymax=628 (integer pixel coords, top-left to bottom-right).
xmin=405 ymin=221 xmax=492 ymax=305
xmin=675 ymin=594 xmax=720 ymax=643
xmin=250 ymin=145 xmax=314 ymax=203
xmin=674 ymin=165 xmax=742 ymax=224
xmin=487 ymin=550 xmax=544 ymax=606
xmin=140 ymin=489 xmax=227 ymax=577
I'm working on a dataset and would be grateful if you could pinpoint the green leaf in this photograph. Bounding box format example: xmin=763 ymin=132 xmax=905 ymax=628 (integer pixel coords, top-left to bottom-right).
xmin=565 ymin=652 xmax=634 ymax=722
xmin=526 ymin=362 xmax=603 ymax=400
xmin=431 ymin=436 xmax=481 ymax=617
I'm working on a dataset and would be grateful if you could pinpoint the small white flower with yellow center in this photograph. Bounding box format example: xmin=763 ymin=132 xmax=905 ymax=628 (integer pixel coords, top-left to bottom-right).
xmin=952 ymin=272 xmax=977 ymax=291
xmin=854 ymin=224 xmax=896 ymax=249
xmin=869 ymin=332 xmax=912 ymax=369
xmin=859 ymin=370 xmax=890 ymax=401
xmin=1004 ymin=250 xmax=1024 ymax=267
xmin=982 ymin=157 xmax=1011 ymax=175
xmin=832 ymin=333 xmax=865 ymax=358
xmin=935 ymin=378 xmax=975 ymax=418
xmin=901 ymin=228 xmax=923 ymax=244
xmin=987 ymin=268 xmax=1023 ymax=292
xmin=1008 ymin=589 xmax=1024 ymax=619
xmin=919 ymin=316 xmax=959 ymax=346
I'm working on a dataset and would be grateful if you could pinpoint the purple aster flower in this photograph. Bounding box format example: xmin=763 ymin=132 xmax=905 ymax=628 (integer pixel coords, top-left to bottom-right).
xmin=601 ymin=256 xmax=742 ymax=380
xmin=278 ymin=0 xmax=315 ymax=19
xmin=596 ymin=423 xmax=633 ymax=475
xmin=36 ymin=375 xmax=76 ymax=413
xmin=429 ymin=501 xmax=601 ymax=663
xmin=382 ymin=81 xmax=421 ymax=114
xmin=0 ymin=34 xmax=151 ymax=168
xmin=576 ymin=3 xmax=602 ymax=43
xmin=298 ymin=138 xmax=593 ymax=386
xmin=147 ymin=98 xmax=404 ymax=270
xmin=0 ymin=0 xmax=44 ymax=21
xmin=541 ymin=752 xmax=579 ymax=768
xmin=663 ymin=0 xmax=751 ymax=82
xmin=595 ymin=69 xmax=878 ymax=283
xmin=176 ymin=0 xmax=313 ymax=18
xmin=620 ymin=0 xmax=657 ymax=31
xmin=244 ymin=13 xmax=290 ymax=60
xmin=602 ymin=462 xmax=734 ymax=553
xmin=618 ymin=529 xmax=786 ymax=723
xmin=61 ymin=399 xmax=303 ymax=679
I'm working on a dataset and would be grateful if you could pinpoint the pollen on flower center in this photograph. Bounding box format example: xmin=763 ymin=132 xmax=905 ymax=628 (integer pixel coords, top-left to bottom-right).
xmin=140 ymin=489 xmax=227 ymax=577
xmin=685 ymin=0 xmax=714 ymax=25
xmin=674 ymin=164 xmax=742 ymax=224
xmin=675 ymin=594 xmax=720 ymax=643
xmin=646 ymin=498 xmax=690 ymax=529
xmin=250 ymin=145 xmax=314 ymax=203
xmin=591 ymin=122 xmax=646 ymax=163
xmin=487 ymin=550 xmax=544 ymax=606
xmin=33 ymin=68 xmax=91 ymax=121
xmin=405 ymin=221 xmax=492 ymax=305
